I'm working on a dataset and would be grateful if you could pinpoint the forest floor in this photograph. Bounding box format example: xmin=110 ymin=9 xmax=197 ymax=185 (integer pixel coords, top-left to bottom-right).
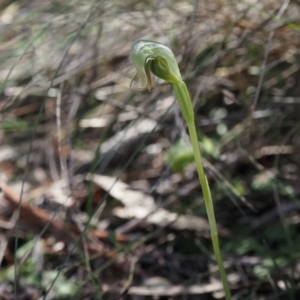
xmin=1 ymin=0 xmax=300 ymax=299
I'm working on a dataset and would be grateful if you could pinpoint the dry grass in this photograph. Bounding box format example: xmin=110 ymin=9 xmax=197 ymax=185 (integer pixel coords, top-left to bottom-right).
xmin=0 ymin=0 xmax=300 ymax=299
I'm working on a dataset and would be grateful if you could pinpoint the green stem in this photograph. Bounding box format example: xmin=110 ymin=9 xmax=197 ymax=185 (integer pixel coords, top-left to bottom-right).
xmin=173 ymin=81 xmax=232 ymax=300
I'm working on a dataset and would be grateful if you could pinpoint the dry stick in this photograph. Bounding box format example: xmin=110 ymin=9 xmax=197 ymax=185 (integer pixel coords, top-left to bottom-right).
xmin=131 ymin=40 xmax=232 ymax=300
xmin=0 ymin=184 xmax=127 ymax=254
xmin=251 ymin=0 xmax=290 ymax=120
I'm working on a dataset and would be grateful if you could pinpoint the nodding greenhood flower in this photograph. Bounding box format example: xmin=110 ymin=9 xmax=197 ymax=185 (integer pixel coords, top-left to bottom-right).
xmin=130 ymin=40 xmax=232 ymax=300
xmin=131 ymin=40 xmax=182 ymax=90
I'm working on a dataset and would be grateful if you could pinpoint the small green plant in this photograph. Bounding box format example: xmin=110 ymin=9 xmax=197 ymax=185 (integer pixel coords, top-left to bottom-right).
xmin=131 ymin=40 xmax=232 ymax=299
xmin=166 ymin=138 xmax=194 ymax=173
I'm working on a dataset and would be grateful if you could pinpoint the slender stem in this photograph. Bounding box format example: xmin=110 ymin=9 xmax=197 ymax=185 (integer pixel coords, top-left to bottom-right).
xmin=187 ymin=120 xmax=231 ymax=300
xmin=173 ymin=81 xmax=232 ymax=300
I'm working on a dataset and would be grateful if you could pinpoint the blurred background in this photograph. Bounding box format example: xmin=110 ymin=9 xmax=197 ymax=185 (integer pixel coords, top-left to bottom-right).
xmin=0 ymin=0 xmax=300 ymax=299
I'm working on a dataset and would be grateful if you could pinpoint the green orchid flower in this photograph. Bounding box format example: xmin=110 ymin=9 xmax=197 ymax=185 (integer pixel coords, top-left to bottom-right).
xmin=131 ymin=40 xmax=193 ymax=123
xmin=131 ymin=39 xmax=232 ymax=300
xmin=131 ymin=40 xmax=182 ymax=90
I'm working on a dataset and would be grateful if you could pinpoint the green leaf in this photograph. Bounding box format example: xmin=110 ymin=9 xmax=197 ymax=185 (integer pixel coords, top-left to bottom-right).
xmin=166 ymin=139 xmax=194 ymax=173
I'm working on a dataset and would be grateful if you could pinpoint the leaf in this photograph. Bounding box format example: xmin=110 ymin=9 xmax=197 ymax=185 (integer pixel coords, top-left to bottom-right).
xmin=166 ymin=139 xmax=194 ymax=173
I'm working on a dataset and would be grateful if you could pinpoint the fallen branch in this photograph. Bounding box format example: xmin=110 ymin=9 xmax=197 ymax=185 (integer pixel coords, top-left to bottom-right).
xmin=0 ymin=184 xmax=128 ymax=256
